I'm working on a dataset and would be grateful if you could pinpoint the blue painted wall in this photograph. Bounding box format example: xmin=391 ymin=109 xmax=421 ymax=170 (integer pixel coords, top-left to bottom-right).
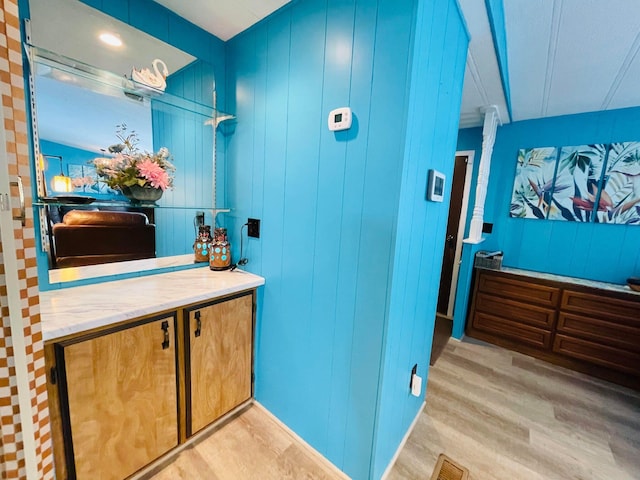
xmin=225 ymin=0 xmax=467 ymax=477
xmin=454 ymin=107 xmax=640 ymax=326
xmin=484 ymin=107 xmax=640 ymax=284
xmin=32 ymin=0 xmax=467 ymax=476
xmin=371 ymin=0 xmax=468 ymax=476
xmin=153 ymin=60 xmax=218 ymax=257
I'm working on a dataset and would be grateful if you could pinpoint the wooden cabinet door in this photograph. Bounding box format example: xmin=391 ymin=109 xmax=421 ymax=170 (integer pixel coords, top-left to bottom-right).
xmin=58 ymin=315 xmax=178 ymax=480
xmin=187 ymin=293 xmax=253 ymax=435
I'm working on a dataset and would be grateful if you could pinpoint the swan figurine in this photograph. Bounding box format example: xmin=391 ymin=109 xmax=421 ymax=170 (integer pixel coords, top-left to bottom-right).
xmin=131 ymin=59 xmax=169 ymax=91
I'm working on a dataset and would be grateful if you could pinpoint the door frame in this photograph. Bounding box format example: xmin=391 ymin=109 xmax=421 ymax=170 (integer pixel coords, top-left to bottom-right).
xmin=444 ymin=150 xmax=475 ymax=317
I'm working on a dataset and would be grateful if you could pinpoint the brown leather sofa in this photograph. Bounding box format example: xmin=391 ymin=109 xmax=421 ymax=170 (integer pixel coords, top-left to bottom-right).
xmin=51 ymin=210 xmax=156 ymax=268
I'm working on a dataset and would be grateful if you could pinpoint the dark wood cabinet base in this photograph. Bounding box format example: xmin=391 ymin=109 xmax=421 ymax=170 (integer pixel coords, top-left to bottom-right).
xmin=466 ymin=268 xmax=640 ymax=391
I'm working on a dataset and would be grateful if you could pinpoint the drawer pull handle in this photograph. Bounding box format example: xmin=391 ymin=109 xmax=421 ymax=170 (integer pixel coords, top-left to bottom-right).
xmin=194 ymin=311 xmax=201 ymax=337
xmin=161 ymin=320 xmax=170 ymax=350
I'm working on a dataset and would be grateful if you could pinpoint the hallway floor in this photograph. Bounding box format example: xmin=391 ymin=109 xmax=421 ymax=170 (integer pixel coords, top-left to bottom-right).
xmin=388 ymin=338 xmax=640 ymax=480
xmin=143 ymin=338 xmax=640 ymax=479
xmin=145 ymin=404 xmax=345 ymax=480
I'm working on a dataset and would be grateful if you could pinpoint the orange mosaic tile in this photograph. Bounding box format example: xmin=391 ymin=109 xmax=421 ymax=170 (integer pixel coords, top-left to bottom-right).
xmin=0 ymin=0 xmax=53 ymax=478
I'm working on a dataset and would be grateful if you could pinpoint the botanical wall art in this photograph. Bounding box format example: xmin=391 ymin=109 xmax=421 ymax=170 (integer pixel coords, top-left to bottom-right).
xmin=68 ymin=164 xmax=116 ymax=195
xmin=510 ymin=147 xmax=558 ymax=219
xmin=550 ymin=144 xmax=606 ymax=222
xmin=68 ymin=164 xmax=99 ymax=193
xmin=509 ymin=142 xmax=640 ymax=226
xmin=598 ymin=142 xmax=640 ymax=225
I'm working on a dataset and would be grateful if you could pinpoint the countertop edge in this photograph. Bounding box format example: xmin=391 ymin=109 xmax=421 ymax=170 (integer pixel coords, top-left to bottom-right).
xmin=476 ymin=266 xmax=639 ymax=297
xmin=41 ymin=268 xmax=265 ymax=342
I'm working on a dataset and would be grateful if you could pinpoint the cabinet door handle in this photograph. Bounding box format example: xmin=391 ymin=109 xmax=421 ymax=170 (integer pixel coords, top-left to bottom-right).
xmin=161 ymin=320 xmax=170 ymax=350
xmin=194 ymin=311 xmax=201 ymax=337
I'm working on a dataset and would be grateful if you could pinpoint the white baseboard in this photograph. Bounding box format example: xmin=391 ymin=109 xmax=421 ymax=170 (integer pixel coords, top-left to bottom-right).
xmin=252 ymin=401 xmax=350 ymax=479
xmin=380 ymin=401 xmax=426 ymax=479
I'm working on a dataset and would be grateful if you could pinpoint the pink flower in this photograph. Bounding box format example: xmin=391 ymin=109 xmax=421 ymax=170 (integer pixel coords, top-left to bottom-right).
xmin=137 ymin=158 xmax=171 ymax=190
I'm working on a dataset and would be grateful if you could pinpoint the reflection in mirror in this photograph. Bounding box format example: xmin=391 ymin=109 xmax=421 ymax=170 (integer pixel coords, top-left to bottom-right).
xmin=27 ymin=0 xmax=226 ymax=285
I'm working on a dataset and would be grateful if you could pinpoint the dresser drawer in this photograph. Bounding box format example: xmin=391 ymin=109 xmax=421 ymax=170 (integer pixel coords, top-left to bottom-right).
xmin=472 ymin=312 xmax=552 ymax=349
xmin=557 ymin=313 xmax=640 ymax=353
xmin=475 ymin=292 xmax=556 ymax=329
xmin=561 ymin=290 xmax=640 ymax=324
xmin=478 ymin=272 xmax=560 ymax=307
xmin=553 ymin=334 xmax=640 ymax=375
xmin=466 ymin=268 xmax=640 ymax=390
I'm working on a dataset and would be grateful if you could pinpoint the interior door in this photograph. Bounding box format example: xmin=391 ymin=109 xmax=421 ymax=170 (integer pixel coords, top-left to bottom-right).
xmin=187 ymin=293 xmax=253 ymax=435
xmin=437 ymin=155 xmax=468 ymax=315
xmin=59 ymin=315 xmax=178 ymax=480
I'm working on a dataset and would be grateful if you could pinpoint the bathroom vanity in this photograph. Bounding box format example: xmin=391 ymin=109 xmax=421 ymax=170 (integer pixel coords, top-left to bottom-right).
xmin=466 ymin=267 xmax=640 ymax=390
xmin=40 ymin=267 xmax=264 ymax=480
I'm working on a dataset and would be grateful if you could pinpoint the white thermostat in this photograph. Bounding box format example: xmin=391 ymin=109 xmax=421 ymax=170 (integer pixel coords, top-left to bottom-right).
xmin=328 ymin=107 xmax=352 ymax=131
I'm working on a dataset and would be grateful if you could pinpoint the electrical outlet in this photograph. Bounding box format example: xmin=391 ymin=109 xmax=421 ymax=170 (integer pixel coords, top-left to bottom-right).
xmin=410 ymin=364 xmax=421 ymax=396
xmin=195 ymin=211 xmax=205 ymax=226
xmin=247 ymin=218 xmax=260 ymax=238
xmin=410 ymin=364 xmax=417 ymax=388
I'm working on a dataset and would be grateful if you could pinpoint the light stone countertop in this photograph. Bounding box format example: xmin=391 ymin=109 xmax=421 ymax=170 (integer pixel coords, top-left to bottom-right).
xmin=482 ymin=266 xmax=640 ymax=297
xmin=40 ymin=267 xmax=265 ymax=341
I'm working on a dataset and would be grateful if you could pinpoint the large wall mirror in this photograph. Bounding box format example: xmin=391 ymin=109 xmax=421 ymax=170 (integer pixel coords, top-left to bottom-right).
xmin=27 ymin=0 xmax=227 ymax=287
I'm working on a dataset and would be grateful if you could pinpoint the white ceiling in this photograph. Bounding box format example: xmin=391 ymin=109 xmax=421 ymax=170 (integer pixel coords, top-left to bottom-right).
xmin=460 ymin=0 xmax=640 ymax=128
xmin=458 ymin=0 xmax=510 ymax=128
xmin=152 ymin=0 xmax=292 ymax=41
xmin=505 ymin=0 xmax=640 ymax=122
xmin=30 ymin=0 xmax=195 ymax=80
xmin=29 ymin=0 xmax=196 ymax=153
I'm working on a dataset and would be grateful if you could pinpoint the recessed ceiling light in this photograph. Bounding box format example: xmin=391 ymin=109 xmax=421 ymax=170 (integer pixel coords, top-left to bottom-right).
xmin=99 ymin=32 xmax=123 ymax=47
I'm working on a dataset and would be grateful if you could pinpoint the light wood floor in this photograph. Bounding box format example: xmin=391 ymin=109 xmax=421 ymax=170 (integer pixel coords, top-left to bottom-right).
xmin=145 ymin=404 xmax=345 ymax=480
xmin=144 ymin=338 xmax=640 ymax=480
xmin=388 ymin=338 xmax=640 ymax=480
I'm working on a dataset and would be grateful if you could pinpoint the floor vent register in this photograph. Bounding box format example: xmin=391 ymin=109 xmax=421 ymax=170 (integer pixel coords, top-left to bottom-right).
xmin=429 ymin=453 xmax=470 ymax=480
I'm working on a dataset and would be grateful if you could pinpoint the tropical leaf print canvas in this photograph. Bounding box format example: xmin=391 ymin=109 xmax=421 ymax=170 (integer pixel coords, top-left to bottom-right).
xmin=510 ymin=147 xmax=558 ymax=219
xmin=596 ymin=142 xmax=640 ymax=225
xmin=548 ymin=144 xmax=606 ymax=222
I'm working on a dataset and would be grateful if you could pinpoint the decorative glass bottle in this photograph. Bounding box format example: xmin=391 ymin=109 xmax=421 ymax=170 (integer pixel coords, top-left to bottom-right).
xmin=193 ymin=225 xmax=211 ymax=263
xmin=210 ymin=227 xmax=232 ymax=270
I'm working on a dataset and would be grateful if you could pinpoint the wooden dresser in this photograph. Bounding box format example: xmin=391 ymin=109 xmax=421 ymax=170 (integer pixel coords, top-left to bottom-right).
xmin=466 ymin=268 xmax=640 ymax=390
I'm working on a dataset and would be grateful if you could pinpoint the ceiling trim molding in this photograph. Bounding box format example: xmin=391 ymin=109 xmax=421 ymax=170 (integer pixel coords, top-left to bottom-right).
xmin=541 ymin=0 xmax=563 ymax=117
xmin=601 ymin=29 xmax=640 ymax=110
xmin=484 ymin=0 xmax=512 ymax=120
xmin=466 ymin=51 xmax=490 ymax=107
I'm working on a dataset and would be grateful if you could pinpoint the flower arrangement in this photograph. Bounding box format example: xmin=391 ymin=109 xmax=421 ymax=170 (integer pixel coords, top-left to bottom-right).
xmin=94 ymin=124 xmax=175 ymax=192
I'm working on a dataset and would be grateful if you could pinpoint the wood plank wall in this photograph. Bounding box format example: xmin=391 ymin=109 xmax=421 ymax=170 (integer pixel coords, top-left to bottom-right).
xmin=154 ymin=60 xmax=217 ymax=258
xmin=371 ymin=0 xmax=468 ymax=476
xmin=225 ymin=0 xmax=468 ymax=477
